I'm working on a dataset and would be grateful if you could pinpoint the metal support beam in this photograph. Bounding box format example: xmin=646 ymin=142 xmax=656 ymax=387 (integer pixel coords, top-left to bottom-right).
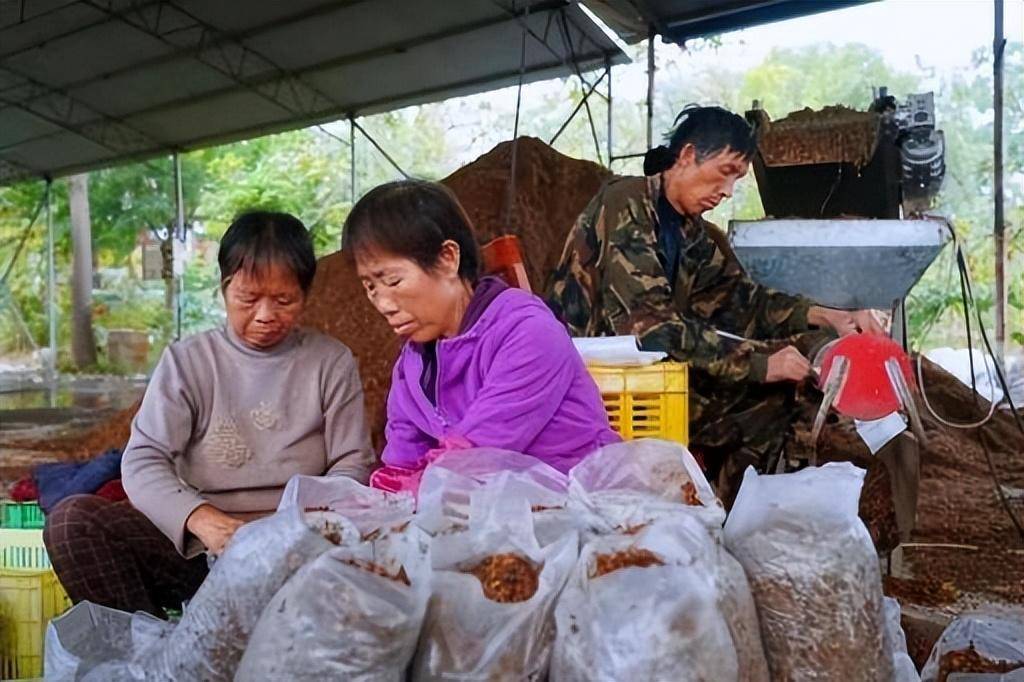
xmin=45 ymin=177 xmax=56 ymax=383
xmin=548 ymin=68 xmax=609 ymax=147
xmin=82 ymin=0 xmax=341 ymax=121
xmin=349 ymin=116 xmax=356 ymax=203
xmin=173 ymin=151 xmax=185 ymax=340
xmin=350 ymin=118 xmax=409 ymax=180
xmin=0 ymin=65 xmax=162 ymax=155
xmin=993 ymin=0 xmax=1006 ymax=360
xmin=606 ymin=56 xmax=613 ymax=167
xmin=0 ymin=0 xmax=169 ymax=61
xmin=558 ymin=8 xmax=603 ymax=165
xmin=0 ymin=155 xmax=35 ymax=185
xmin=489 ymin=0 xmax=598 ymax=92
xmin=646 ymin=27 xmax=656 ymax=150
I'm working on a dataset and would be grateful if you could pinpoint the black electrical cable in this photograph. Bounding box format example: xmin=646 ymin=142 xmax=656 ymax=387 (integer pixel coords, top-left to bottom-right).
xmin=948 ymin=232 xmax=1024 ymax=542
xmin=954 ymin=242 xmax=1023 ymax=431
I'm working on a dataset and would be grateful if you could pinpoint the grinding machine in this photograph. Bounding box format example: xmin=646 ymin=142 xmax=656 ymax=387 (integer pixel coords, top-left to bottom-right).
xmin=730 ymin=90 xmax=954 ymax=539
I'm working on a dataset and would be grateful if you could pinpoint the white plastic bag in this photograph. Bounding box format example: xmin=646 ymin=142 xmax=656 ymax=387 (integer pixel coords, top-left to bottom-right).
xmin=567 ymin=438 xmax=725 ymax=535
xmin=236 ymin=524 xmax=432 ymax=681
xmin=415 ymin=448 xmax=568 ymax=536
xmin=921 ymin=609 xmax=1024 ymax=682
xmin=884 ymin=596 xmax=922 ymax=682
xmin=713 ymin=545 xmax=771 ymax=682
xmin=278 ymin=473 xmax=416 ymax=534
xmin=83 ymin=505 xmax=335 ymax=682
xmin=551 ymin=515 xmax=740 ymax=682
xmin=44 ymin=602 xmax=172 ymax=681
xmin=412 ymin=476 xmax=577 ymax=681
xmin=724 ymin=463 xmax=893 ymax=682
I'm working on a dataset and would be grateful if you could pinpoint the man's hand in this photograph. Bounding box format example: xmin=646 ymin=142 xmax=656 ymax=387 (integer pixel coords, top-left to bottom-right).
xmin=186 ymin=504 xmax=245 ymax=555
xmin=851 ymin=309 xmax=886 ymax=336
xmin=766 ymin=346 xmax=813 ymax=383
xmin=808 ymin=306 xmax=886 ymax=337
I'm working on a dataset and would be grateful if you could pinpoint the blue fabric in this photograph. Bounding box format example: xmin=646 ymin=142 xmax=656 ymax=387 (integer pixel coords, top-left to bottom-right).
xmin=34 ymin=448 xmax=122 ymax=513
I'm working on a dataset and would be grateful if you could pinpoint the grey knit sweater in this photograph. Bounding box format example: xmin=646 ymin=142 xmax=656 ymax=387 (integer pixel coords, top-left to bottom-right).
xmin=121 ymin=325 xmax=374 ymax=556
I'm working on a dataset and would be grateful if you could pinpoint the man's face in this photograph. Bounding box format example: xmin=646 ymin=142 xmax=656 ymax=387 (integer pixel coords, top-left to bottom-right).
xmin=662 ymin=145 xmax=750 ymax=216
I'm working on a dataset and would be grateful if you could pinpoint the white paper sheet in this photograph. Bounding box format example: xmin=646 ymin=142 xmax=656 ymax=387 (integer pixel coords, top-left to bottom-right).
xmin=572 ymin=336 xmax=667 ymax=367
xmin=854 ymin=412 xmax=907 ymax=455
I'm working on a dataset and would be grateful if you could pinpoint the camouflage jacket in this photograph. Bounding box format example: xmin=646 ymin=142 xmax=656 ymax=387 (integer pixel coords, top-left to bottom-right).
xmin=546 ymin=175 xmax=812 ymax=385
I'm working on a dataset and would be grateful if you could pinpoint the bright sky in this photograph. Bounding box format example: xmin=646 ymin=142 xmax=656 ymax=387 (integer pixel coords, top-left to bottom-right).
xmin=721 ymin=0 xmax=1022 ymax=71
xmin=611 ymin=0 xmax=1024 ymax=100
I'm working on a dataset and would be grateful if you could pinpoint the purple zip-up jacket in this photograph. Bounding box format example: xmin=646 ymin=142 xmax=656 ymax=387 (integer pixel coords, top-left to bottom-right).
xmin=382 ymin=287 xmax=620 ymax=474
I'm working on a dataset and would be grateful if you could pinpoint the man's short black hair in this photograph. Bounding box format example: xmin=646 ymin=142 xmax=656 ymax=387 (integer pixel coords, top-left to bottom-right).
xmin=666 ymin=105 xmax=757 ymax=162
xmin=218 ymin=211 xmax=317 ymax=293
xmin=341 ymin=180 xmax=481 ymax=282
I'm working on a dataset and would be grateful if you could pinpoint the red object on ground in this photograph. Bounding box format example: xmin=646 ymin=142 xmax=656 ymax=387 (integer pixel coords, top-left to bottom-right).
xmin=9 ymin=476 xmax=39 ymax=502
xmin=94 ymin=478 xmax=128 ymax=503
xmin=481 ymin=235 xmax=532 ymax=292
xmin=819 ymin=334 xmax=916 ymax=421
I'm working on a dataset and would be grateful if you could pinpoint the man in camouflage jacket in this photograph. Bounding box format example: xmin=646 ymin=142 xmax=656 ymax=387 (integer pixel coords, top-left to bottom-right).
xmin=546 ymin=106 xmax=883 ymax=506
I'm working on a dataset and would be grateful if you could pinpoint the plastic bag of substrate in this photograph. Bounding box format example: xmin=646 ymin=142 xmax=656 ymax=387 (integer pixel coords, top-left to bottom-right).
xmin=278 ymin=473 xmax=416 ymax=534
xmin=724 ymin=463 xmax=893 ymax=682
xmin=567 ymin=438 xmax=725 ymax=535
xmin=82 ymin=504 xmax=340 ymax=682
xmin=411 ymin=476 xmax=578 ymax=681
xmin=415 ymin=448 xmax=568 ymax=535
xmin=236 ymin=523 xmax=431 ymax=681
xmin=552 ymin=514 xmax=744 ymax=682
xmin=884 ymin=596 xmax=921 ymax=682
xmin=920 ymin=608 xmax=1024 ymax=681
xmin=44 ymin=601 xmax=172 ymax=681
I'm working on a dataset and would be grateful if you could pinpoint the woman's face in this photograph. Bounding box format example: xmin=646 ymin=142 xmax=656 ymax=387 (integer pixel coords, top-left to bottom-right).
xmin=662 ymin=144 xmax=749 ymax=216
xmin=223 ymin=262 xmax=305 ymax=349
xmin=355 ymin=242 xmax=470 ymax=344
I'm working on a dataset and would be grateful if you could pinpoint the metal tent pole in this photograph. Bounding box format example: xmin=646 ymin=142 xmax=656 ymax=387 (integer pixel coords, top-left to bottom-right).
xmin=646 ymin=27 xmax=655 ymax=150
xmin=349 ymin=115 xmax=356 ymax=203
xmin=45 ymin=178 xmax=56 ymax=385
xmin=173 ymin=152 xmax=185 ymax=340
xmin=606 ymin=55 xmax=613 ymax=167
xmin=993 ymin=0 xmax=1006 ymax=360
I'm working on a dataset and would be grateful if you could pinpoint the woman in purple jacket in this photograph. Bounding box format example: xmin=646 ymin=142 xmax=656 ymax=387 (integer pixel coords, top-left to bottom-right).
xmin=342 ymin=180 xmax=619 ymax=493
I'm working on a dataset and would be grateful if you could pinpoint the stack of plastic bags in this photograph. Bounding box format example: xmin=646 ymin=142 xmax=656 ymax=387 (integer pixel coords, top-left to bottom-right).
xmin=45 ymin=439 xmax=922 ymax=681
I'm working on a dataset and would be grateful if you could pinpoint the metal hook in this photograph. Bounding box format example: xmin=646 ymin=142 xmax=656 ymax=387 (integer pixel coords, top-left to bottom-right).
xmin=810 ymin=355 xmax=849 ymax=466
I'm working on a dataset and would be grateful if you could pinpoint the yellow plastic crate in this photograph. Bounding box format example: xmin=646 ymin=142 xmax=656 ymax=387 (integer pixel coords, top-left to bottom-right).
xmin=587 ymin=362 xmax=689 ymax=445
xmin=0 ymin=568 xmax=70 ymax=679
xmin=0 ymin=530 xmax=71 ymax=679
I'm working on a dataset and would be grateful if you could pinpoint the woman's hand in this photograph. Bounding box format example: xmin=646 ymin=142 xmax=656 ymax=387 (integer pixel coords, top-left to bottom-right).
xmin=186 ymin=504 xmax=245 ymax=555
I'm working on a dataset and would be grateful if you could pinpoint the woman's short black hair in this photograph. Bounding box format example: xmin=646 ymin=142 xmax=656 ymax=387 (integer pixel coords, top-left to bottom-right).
xmin=643 ymin=105 xmax=757 ymax=175
xmin=218 ymin=211 xmax=317 ymax=294
xmin=341 ymin=180 xmax=481 ymax=282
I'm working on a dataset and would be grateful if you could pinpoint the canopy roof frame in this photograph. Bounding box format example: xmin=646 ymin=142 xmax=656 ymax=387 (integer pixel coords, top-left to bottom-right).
xmin=0 ymin=0 xmax=628 ymax=186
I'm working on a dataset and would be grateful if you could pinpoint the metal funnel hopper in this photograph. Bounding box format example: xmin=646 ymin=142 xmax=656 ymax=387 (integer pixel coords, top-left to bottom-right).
xmin=728 ymin=218 xmax=951 ymax=310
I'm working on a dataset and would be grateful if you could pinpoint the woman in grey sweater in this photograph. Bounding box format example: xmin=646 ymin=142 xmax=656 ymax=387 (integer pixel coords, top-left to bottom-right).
xmin=43 ymin=211 xmax=374 ymax=618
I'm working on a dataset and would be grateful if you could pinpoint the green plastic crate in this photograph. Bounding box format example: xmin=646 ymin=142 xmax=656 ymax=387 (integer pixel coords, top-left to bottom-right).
xmin=2 ymin=503 xmax=45 ymax=530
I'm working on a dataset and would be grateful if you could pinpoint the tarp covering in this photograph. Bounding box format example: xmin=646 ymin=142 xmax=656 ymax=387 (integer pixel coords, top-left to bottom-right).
xmin=0 ymin=0 xmax=627 ymax=185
